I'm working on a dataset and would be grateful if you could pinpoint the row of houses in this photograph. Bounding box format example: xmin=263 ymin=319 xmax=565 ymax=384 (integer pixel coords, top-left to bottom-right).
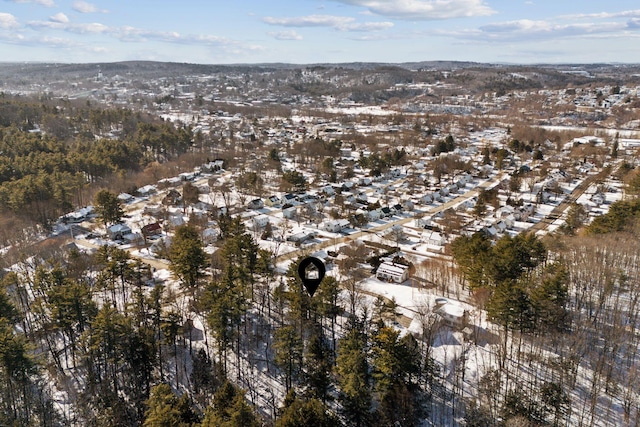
xmin=418 ymin=174 xmax=473 ymax=205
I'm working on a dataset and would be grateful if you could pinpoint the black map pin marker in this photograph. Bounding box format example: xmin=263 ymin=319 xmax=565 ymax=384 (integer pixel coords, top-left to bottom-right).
xmin=298 ymin=257 xmax=326 ymax=297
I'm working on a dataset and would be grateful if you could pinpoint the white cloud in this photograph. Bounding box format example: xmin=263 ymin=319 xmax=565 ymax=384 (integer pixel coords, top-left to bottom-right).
xmin=28 ymin=19 xmax=109 ymax=33
xmin=72 ymin=1 xmax=107 ymax=14
xmin=7 ymin=0 xmax=56 ymax=7
xmin=344 ymin=21 xmax=393 ymax=31
xmin=264 ymin=15 xmax=355 ymax=28
xmin=481 ymin=19 xmax=623 ymax=37
xmin=263 ymin=14 xmax=393 ymax=32
xmin=269 ymin=30 xmax=303 ymax=41
xmin=330 ymin=0 xmax=496 ymax=20
xmin=27 ymin=17 xmax=261 ymax=53
xmin=0 ymin=12 xmax=19 ymax=29
xmin=438 ymin=18 xmax=638 ymax=43
xmin=560 ymin=10 xmax=640 ymax=20
xmin=49 ymin=12 xmax=69 ymax=24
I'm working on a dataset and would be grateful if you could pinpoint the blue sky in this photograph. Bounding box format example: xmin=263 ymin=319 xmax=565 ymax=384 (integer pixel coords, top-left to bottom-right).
xmin=1 ymin=0 xmax=640 ymax=64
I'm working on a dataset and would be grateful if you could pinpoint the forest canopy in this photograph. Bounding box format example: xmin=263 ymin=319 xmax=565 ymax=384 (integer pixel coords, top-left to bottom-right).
xmin=0 ymin=96 xmax=193 ymax=225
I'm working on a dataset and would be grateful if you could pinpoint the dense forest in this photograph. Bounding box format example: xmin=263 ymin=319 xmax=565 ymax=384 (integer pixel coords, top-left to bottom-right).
xmin=0 ymin=95 xmax=193 ymax=225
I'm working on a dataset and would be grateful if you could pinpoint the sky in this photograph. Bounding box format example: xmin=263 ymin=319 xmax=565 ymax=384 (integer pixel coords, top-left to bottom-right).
xmin=1 ymin=0 xmax=640 ymax=65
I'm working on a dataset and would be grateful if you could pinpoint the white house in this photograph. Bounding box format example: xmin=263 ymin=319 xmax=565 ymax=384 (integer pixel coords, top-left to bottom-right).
xmin=359 ymin=177 xmax=373 ymax=186
xmin=414 ymin=217 xmax=432 ymax=229
xmin=252 ymin=215 xmax=270 ymax=230
xmin=376 ymin=262 xmax=410 ymax=283
xmin=283 ymin=206 xmax=298 ymax=219
xmin=118 ymin=193 xmax=135 ymax=204
xmin=321 ymin=185 xmax=335 ymax=196
xmin=287 ymin=231 xmax=317 ymax=244
xmin=423 ymin=230 xmax=446 ymax=247
xmin=503 ymin=215 xmax=516 ymax=229
xmin=137 ymin=185 xmax=157 ymax=197
xmin=63 ymin=206 xmax=94 ymax=223
xmin=435 ymin=301 xmax=469 ymax=328
xmin=494 ymin=220 xmax=508 ymax=233
xmin=323 ymin=219 xmax=350 ymax=233
xmin=368 ymin=209 xmax=382 ymax=221
xmin=108 ymin=223 xmax=132 ymax=241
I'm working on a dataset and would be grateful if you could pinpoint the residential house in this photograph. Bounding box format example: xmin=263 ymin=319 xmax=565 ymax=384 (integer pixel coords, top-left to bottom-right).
xmin=321 ymin=185 xmax=335 ymax=196
xmin=247 ymin=198 xmax=264 ymax=210
xmin=323 ymin=219 xmax=350 ymax=233
xmin=423 ymin=230 xmax=446 ymax=246
xmin=118 ymin=193 xmax=135 ymax=204
xmin=435 ymin=302 xmax=469 ymax=328
xmin=252 ymin=215 xmax=270 ymax=230
xmin=63 ymin=206 xmax=94 ymax=224
xmin=283 ymin=206 xmax=298 ymax=219
xmin=591 ymin=192 xmax=605 ymax=206
xmin=179 ymin=172 xmax=197 ymax=181
xmin=201 ymin=160 xmax=224 ymax=173
xmin=402 ymin=200 xmax=415 ymax=211
xmin=368 ymin=209 xmax=382 ymax=221
xmin=414 ymin=217 xmax=432 ymax=229
xmin=281 ymin=193 xmax=297 ymax=206
xmin=162 ymin=189 xmax=182 ymax=206
xmin=137 ymin=185 xmax=157 ymax=197
xmin=481 ymin=225 xmax=499 ymax=238
xmin=108 ymin=223 xmax=132 ymax=241
xmin=494 ymin=220 xmax=508 ymax=233
xmin=265 ymin=195 xmax=281 ymax=207
xmin=287 ymin=231 xmax=316 ymax=244
xmin=141 ymin=223 xmax=162 ymax=238
xmin=376 ymin=262 xmax=410 ymax=283
xmin=420 ymin=193 xmax=434 ymax=205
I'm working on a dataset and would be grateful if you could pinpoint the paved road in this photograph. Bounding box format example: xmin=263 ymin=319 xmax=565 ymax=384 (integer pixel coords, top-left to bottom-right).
xmin=528 ymin=168 xmax=612 ymax=234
